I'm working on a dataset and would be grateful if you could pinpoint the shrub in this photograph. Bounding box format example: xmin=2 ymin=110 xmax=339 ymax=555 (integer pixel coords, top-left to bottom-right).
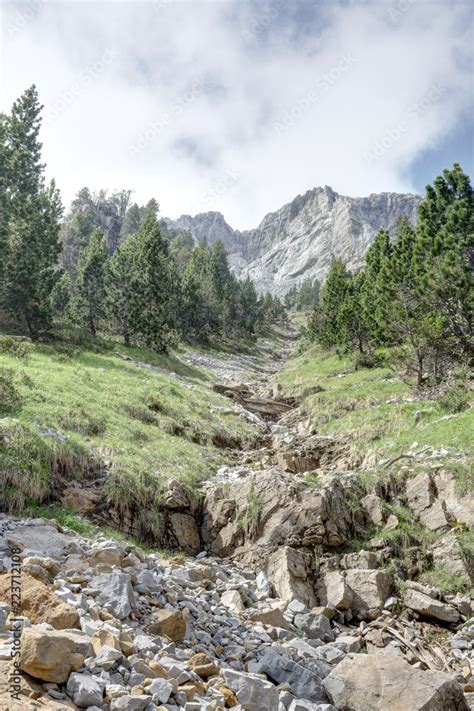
xmin=437 ymin=380 xmax=471 ymax=414
xmin=0 ymin=335 xmax=34 ymax=358
xmin=352 ymin=351 xmax=383 ymax=371
xmin=0 ymin=368 xmax=23 ymax=414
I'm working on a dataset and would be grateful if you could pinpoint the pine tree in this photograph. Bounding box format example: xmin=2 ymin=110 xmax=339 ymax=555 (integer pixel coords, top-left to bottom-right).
xmin=106 ymin=235 xmax=136 ymax=345
xmin=414 ymin=163 xmax=473 ymax=355
xmin=359 ymin=229 xmax=392 ymax=345
xmin=71 ymin=229 xmax=109 ymax=336
xmin=2 ymin=86 xmax=62 ymax=335
xmin=50 ymin=271 xmax=71 ymax=320
xmin=127 ymin=215 xmax=176 ymax=351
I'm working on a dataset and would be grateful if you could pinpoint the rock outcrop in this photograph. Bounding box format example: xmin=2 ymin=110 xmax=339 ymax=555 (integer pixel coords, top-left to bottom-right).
xmin=166 ymin=186 xmax=421 ymax=295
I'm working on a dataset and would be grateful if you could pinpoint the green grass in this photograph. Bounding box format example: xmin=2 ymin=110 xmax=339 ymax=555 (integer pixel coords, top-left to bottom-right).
xmin=277 ymin=344 xmax=473 ymax=459
xmin=420 ymin=564 xmax=471 ymax=594
xmin=0 ymin=338 xmax=258 ymax=537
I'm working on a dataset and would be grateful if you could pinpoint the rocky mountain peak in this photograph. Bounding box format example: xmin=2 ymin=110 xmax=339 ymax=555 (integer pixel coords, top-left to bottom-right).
xmin=166 ymin=186 xmax=422 ymax=295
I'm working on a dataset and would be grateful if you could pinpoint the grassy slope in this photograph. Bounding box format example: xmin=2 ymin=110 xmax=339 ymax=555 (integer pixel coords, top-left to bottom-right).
xmin=277 ymin=344 xmax=473 ymax=458
xmin=0 ymin=339 xmax=257 ymax=519
xmin=276 ymin=341 xmax=473 ymax=593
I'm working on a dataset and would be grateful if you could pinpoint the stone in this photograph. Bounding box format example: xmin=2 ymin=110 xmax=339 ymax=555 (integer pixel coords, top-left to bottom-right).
xmin=249 ymin=600 xmax=289 ymax=629
xmin=318 ymin=572 xmax=352 ymax=610
xmin=0 ymin=573 xmax=79 ymax=630
xmin=432 ymin=531 xmax=473 ymax=583
xmin=403 ymin=588 xmax=460 ymax=623
xmin=264 ymin=546 xmax=316 ymax=607
xmin=89 ymin=546 xmax=124 ymax=567
xmin=221 ymin=589 xmax=244 ymax=613
xmin=293 ymin=612 xmax=335 ymax=642
xmin=420 ymin=500 xmax=450 ymax=531
xmin=405 ymin=473 xmax=449 ymax=530
xmin=361 ymin=494 xmax=386 ymax=526
xmin=258 ymin=651 xmax=327 ymax=703
xmin=20 ymin=627 xmax=92 ymax=683
xmin=89 ymin=570 xmax=135 ymax=620
xmin=66 ymin=672 xmax=104 ymax=707
xmin=323 ymin=652 xmax=468 ymax=710
xmin=222 ymin=669 xmax=279 ymax=711
xmin=148 ymin=608 xmax=186 ymax=641
xmin=91 ymin=627 xmax=122 ymax=654
xmin=344 ymin=569 xmax=392 ymax=620
xmin=147 ymin=677 xmax=174 ymax=703
xmin=189 ymin=653 xmax=220 ymax=679
xmin=110 ymin=695 xmax=151 ymax=710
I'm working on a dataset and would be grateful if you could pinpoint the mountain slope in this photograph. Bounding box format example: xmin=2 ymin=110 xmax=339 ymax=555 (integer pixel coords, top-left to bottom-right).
xmin=166 ymin=186 xmax=421 ymax=295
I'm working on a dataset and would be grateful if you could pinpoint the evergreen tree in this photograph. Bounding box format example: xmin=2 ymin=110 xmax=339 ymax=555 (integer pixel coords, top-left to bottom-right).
xmin=106 ymin=235 xmax=136 ymax=345
xmin=1 ymin=86 xmax=62 ymax=335
xmin=50 ymin=271 xmax=72 ymax=320
xmin=71 ymin=229 xmax=109 ymax=336
xmin=413 ymin=163 xmax=473 ymax=355
xmin=126 ymin=215 xmax=176 ymax=351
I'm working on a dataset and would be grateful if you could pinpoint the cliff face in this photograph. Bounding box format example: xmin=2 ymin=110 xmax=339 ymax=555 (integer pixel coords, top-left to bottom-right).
xmin=166 ymin=186 xmax=421 ymax=295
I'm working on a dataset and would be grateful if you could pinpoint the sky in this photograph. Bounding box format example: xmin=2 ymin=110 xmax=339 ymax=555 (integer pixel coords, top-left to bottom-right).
xmin=0 ymin=0 xmax=473 ymax=230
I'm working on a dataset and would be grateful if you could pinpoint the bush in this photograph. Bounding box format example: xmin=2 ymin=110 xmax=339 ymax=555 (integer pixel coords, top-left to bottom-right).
xmin=437 ymin=381 xmax=471 ymax=414
xmin=0 ymin=335 xmax=34 ymax=358
xmin=352 ymin=351 xmax=383 ymax=370
xmin=0 ymin=368 xmax=23 ymax=414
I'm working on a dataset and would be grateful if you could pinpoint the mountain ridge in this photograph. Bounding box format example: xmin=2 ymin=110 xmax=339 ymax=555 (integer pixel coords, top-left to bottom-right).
xmin=166 ymin=186 xmax=422 ymax=295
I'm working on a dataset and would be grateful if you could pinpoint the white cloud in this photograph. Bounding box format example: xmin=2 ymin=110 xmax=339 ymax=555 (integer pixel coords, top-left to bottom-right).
xmin=0 ymin=0 xmax=472 ymax=229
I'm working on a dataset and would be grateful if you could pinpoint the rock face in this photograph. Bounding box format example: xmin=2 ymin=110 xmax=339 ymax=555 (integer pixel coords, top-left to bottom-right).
xmin=166 ymin=186 xmax=421 ymax=295
xmin=323 ymin=653 xmax=468 ymax=710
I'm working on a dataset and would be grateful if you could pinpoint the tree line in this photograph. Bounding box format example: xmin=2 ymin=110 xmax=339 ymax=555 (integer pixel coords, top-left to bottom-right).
xmin=307 ymin=163 xmax=473 ymax=385
xmin=0 ymin=86 xmax=285 ymax=350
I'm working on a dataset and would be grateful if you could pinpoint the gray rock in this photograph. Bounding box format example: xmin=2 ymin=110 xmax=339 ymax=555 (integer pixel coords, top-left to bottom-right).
xmin=293 ymin=613 xmax=335 ymax=642
xmin=323 ymin=652 xmax=468 ymax=710
xmin=110 ymin=695 xmax=151 ymax=711
xmin=222 ymin=669 xmax=280 ymax=711
xmin=89 ymin=570 xmax=135 ymax=619
xmin=258 ymin=651 xmax=328 ymax=702
xmin=66 ymin=672 xmax=104 ymax=707
xmin=403 ymin=588 xmax=460 ymax=623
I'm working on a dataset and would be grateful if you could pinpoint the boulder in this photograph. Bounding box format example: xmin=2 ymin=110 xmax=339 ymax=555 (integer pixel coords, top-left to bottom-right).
xmin=148 ymin=608 xmax=186 ymax=641
xmin=361 ymin=494 xmax=386 ymax=526
xmin=0 ymin=573 xmax=79 ymax=629
xmin=66 ymin=672 xmax=104 ymax=707
xmin=293 ymin=612 xmax=335 ymax=642
xmin=264 ymin=546 xmax=316 ymax=607
xmin=258 ymin=651 xmax=328 ymax=703
xmin=20 ymin=628 xmax=91 ymax=683
xmin=431 ymin=531 xmax=473 ymax=583
xmin=249 ymin=600 xmax=289 ymax=629
xmin=344 ymin=569 xmax=392 ymax=620
xmin=88 ymin=570 xmax=135 ymax=619
xmin=110 ymin=696 xmax=151 ymax=711
xmin=221 ymin=589 xmax=244 ymax=613
xmin=405 ymin=473 xmax=449 ymax=530
xmin=403 ymin=588 xmax=460 ymax=623
xmin=318 ymin=572 xmax=353 ymax=610
xmin=222 ymin=669 xmax=279 ymax=711
xmin=189 ymin=652 xmax=220 ymax=679
xmin=323 ymin=652 xmax=468 ymax=710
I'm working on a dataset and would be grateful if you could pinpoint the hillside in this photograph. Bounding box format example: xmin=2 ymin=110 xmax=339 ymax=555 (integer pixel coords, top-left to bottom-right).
xmin=166 ymin=187 xmax=421 ymax=295
xmin=0 ymin=325 xmax=473 ymax=710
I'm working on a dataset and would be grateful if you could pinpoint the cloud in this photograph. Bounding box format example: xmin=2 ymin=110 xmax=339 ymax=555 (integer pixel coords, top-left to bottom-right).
xmin=0 ymin=0 xmax=472 ymax=229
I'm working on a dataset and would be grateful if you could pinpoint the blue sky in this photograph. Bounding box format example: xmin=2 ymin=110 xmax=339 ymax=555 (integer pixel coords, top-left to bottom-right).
xmin=0 ymin=0 xmax=472 ymax=229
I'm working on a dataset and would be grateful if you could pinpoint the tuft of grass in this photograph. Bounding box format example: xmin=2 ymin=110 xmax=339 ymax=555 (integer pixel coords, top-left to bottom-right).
xmin=420 ymin=564 xmax=471 ymax=594
xmin=0 ymin=369 xmax=23 ymax=415
xmin=239 ymin=486 xmax=264 ymax=538
xmin=437 ymin=380 xmax=471 ymax=414
xmin=0 ymin=419 xmax=95 ymax=513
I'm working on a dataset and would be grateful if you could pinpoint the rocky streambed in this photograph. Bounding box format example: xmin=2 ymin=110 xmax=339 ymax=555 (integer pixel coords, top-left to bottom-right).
xmin=0 ymin=327 xmax=473 ymax=710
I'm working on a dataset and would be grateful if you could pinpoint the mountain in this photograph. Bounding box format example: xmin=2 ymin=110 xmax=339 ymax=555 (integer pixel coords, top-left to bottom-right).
xmin=166 ymin=186 xmax=421 ymax=295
